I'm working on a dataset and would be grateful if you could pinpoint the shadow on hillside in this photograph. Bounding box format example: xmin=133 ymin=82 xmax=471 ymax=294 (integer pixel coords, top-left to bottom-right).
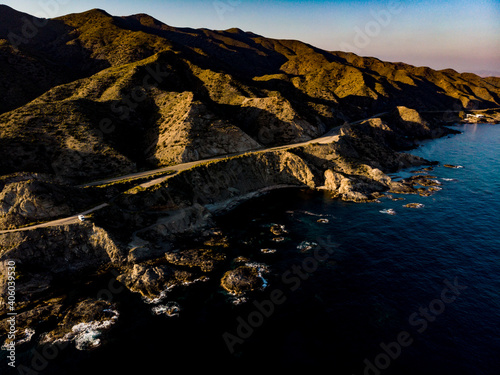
xmin=0 ymin=13 xmax=111 ymax=114
xmin=114 ymin=16 xmax=288 ymax=78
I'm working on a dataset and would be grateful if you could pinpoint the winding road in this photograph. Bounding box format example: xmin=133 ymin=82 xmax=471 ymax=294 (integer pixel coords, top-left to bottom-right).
xmin=0 ymin=114 xmax=388 ymax=234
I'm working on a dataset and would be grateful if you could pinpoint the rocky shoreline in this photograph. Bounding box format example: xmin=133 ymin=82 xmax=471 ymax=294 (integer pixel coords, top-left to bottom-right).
xmin=0 ymin=106 xmax=495 ymax=353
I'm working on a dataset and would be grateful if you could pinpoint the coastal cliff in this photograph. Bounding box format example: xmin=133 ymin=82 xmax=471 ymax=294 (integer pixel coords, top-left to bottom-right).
xmin=0 ymin=105 xmax=462 ymax=349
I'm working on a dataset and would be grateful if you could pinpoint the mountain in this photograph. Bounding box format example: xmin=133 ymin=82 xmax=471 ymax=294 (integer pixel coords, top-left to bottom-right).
xmin=0 ymin=5 xmax=499 ymax=181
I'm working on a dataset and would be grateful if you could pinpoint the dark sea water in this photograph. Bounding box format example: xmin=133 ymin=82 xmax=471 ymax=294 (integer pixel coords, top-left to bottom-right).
xmin=9 ymin=124 xmax=500 ymax=374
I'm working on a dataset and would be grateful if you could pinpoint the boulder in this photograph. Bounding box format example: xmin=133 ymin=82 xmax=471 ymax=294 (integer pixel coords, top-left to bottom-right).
xmin=221 ymin=266 xmax=263 ymax=295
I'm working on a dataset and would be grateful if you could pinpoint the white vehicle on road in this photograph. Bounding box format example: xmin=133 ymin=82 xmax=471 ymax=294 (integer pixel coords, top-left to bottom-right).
xmin=78 ymin=215 xmax=86 ymax=222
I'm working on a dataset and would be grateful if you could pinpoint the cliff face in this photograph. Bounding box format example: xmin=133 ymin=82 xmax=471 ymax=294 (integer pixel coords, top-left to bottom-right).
xmin=0 ymin=178 xmax=95 ymax=229
xmin=0 ymin=223 xmax=124 ymax=314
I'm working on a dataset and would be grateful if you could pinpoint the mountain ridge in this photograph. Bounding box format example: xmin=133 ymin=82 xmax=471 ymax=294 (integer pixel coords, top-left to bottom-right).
xmin=0 ymin=5 xmax=499 ymax=182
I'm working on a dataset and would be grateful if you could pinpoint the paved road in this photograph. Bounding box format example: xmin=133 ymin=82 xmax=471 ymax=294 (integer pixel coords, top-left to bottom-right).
xmin=81 ymin=123 xmax=349 ymax=189
xmin=0 ymin=113 xmax=387 ymax=234
xmin=0 ymin=204 xmax=109 ymax=234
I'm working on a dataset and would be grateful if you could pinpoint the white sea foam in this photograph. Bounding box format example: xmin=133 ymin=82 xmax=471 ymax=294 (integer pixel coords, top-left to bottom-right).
xmin=246 ymin=262 xmax=270 ymax=290
xmin=16 ymin=328 xmax=36 ymax=346
xmin=404 ymin=203 xmax=425 ymax=209
xmin=142 ymin=285 xmax=176 ymax=305
xmin=297 ymin=241 xmax=319 ymax=252
xmin=39 ymin=308 xmax=119 ymax=350
xmin=70 ymin=310 xmax=119 ymax=351
xmin=231 ymin=296 xmax=248 ymax=305
xmin=380 ymin=209 xmax=397 ymax=215
xmin=143 ymin=277 xmax=209 ymax=305
xmin=182 ymin=276 xmax=209 ymax=287
xmin=152 ymin=302 xmax=181 ymax=317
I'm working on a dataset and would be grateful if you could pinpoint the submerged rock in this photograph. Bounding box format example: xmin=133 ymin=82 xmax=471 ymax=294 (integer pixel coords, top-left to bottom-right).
xmin=261 ymin=248 xmax=277 ymax=254
xmin=404 ymin=203 xmax=425 ymax=209
xmin=297 ymin=241 xmax=319 ymax=252
xmin=270 ymin=223 xmax=287 ymax=236
xmin=272 ymin=236 xmax=286 ymax=242
xmin=409 ymin=176 xmax=441 ymax=186
xmin=380 ymin=208 xmax=397 ymax=215
xmin=151 ymin=302 xmax=181 ymax=317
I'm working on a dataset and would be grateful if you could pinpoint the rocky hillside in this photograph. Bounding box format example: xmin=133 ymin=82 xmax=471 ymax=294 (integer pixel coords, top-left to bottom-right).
xmin=1 ymin=5 xmax=499 ymax=181
xmin=0 ymin=106 xmax=454 ymax=343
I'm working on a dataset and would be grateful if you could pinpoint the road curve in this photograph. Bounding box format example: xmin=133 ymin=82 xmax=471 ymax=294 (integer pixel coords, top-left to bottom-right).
xmin=1 ymin=114 xmax=387 ymax=233
xmin=0 ymin=204 xmax=109 ymax=234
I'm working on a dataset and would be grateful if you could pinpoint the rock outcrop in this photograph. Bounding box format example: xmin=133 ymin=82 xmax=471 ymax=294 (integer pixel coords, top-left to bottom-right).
xmin=0 ymin=178 xmax=93 ymax=229
xmin=221 ymin=266 xmax=264 ymax=295
xmin=38 ymin=299 xmax=119 ymax=350
xmin=0 ymin=223 xmax=124 ymax=310
xmin=116 ymin=263 xmax=197 ymax=301
xmin=165 ymin=248 xmax=226 ymax=273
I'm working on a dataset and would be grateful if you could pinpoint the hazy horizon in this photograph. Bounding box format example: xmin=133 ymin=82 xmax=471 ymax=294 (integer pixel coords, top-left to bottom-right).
xmin=2 ymin=0 xmax=499 ymax=77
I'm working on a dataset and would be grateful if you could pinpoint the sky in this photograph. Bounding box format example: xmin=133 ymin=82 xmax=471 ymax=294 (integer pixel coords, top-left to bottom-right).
xmin=2 ymin=0 xmax=500 ymax=76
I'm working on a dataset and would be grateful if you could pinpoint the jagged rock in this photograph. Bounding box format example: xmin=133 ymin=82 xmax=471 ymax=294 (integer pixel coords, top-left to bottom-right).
xmin=39 ymin=299 xmax=119 ymax=350
xmin=221 ymin=266 xmax=263 ymax=295
xmin=203 ymin=235 xmax=230 ymax=248
xmin=389 ymin=181 xmax=418 ymax=195
xmin=0 ymin=298 xmax=64 ymax=345
xmin=323 ymin=169 xmax=386 ymax=202
xmin=0 ymin=224 xmax=124 ymax=310
xmin=407 ymin=175 xmax=441 ymax=186
xmin=404 ymin=203 xmax=425 ymax=209
xmin=165 ymin=248 xmax=226 ymax=272
xmin=0 ymin=179 xmax=91 ymax=230
xmin=117 ymin=263 xmax=196 ymax=300
xmin=270 ymin=224 xmax=287 ymax=236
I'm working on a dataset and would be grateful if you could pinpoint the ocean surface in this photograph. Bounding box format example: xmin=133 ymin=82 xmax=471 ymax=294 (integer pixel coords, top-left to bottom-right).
xmin=10 ymin=123 xmax=500 ymax=374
